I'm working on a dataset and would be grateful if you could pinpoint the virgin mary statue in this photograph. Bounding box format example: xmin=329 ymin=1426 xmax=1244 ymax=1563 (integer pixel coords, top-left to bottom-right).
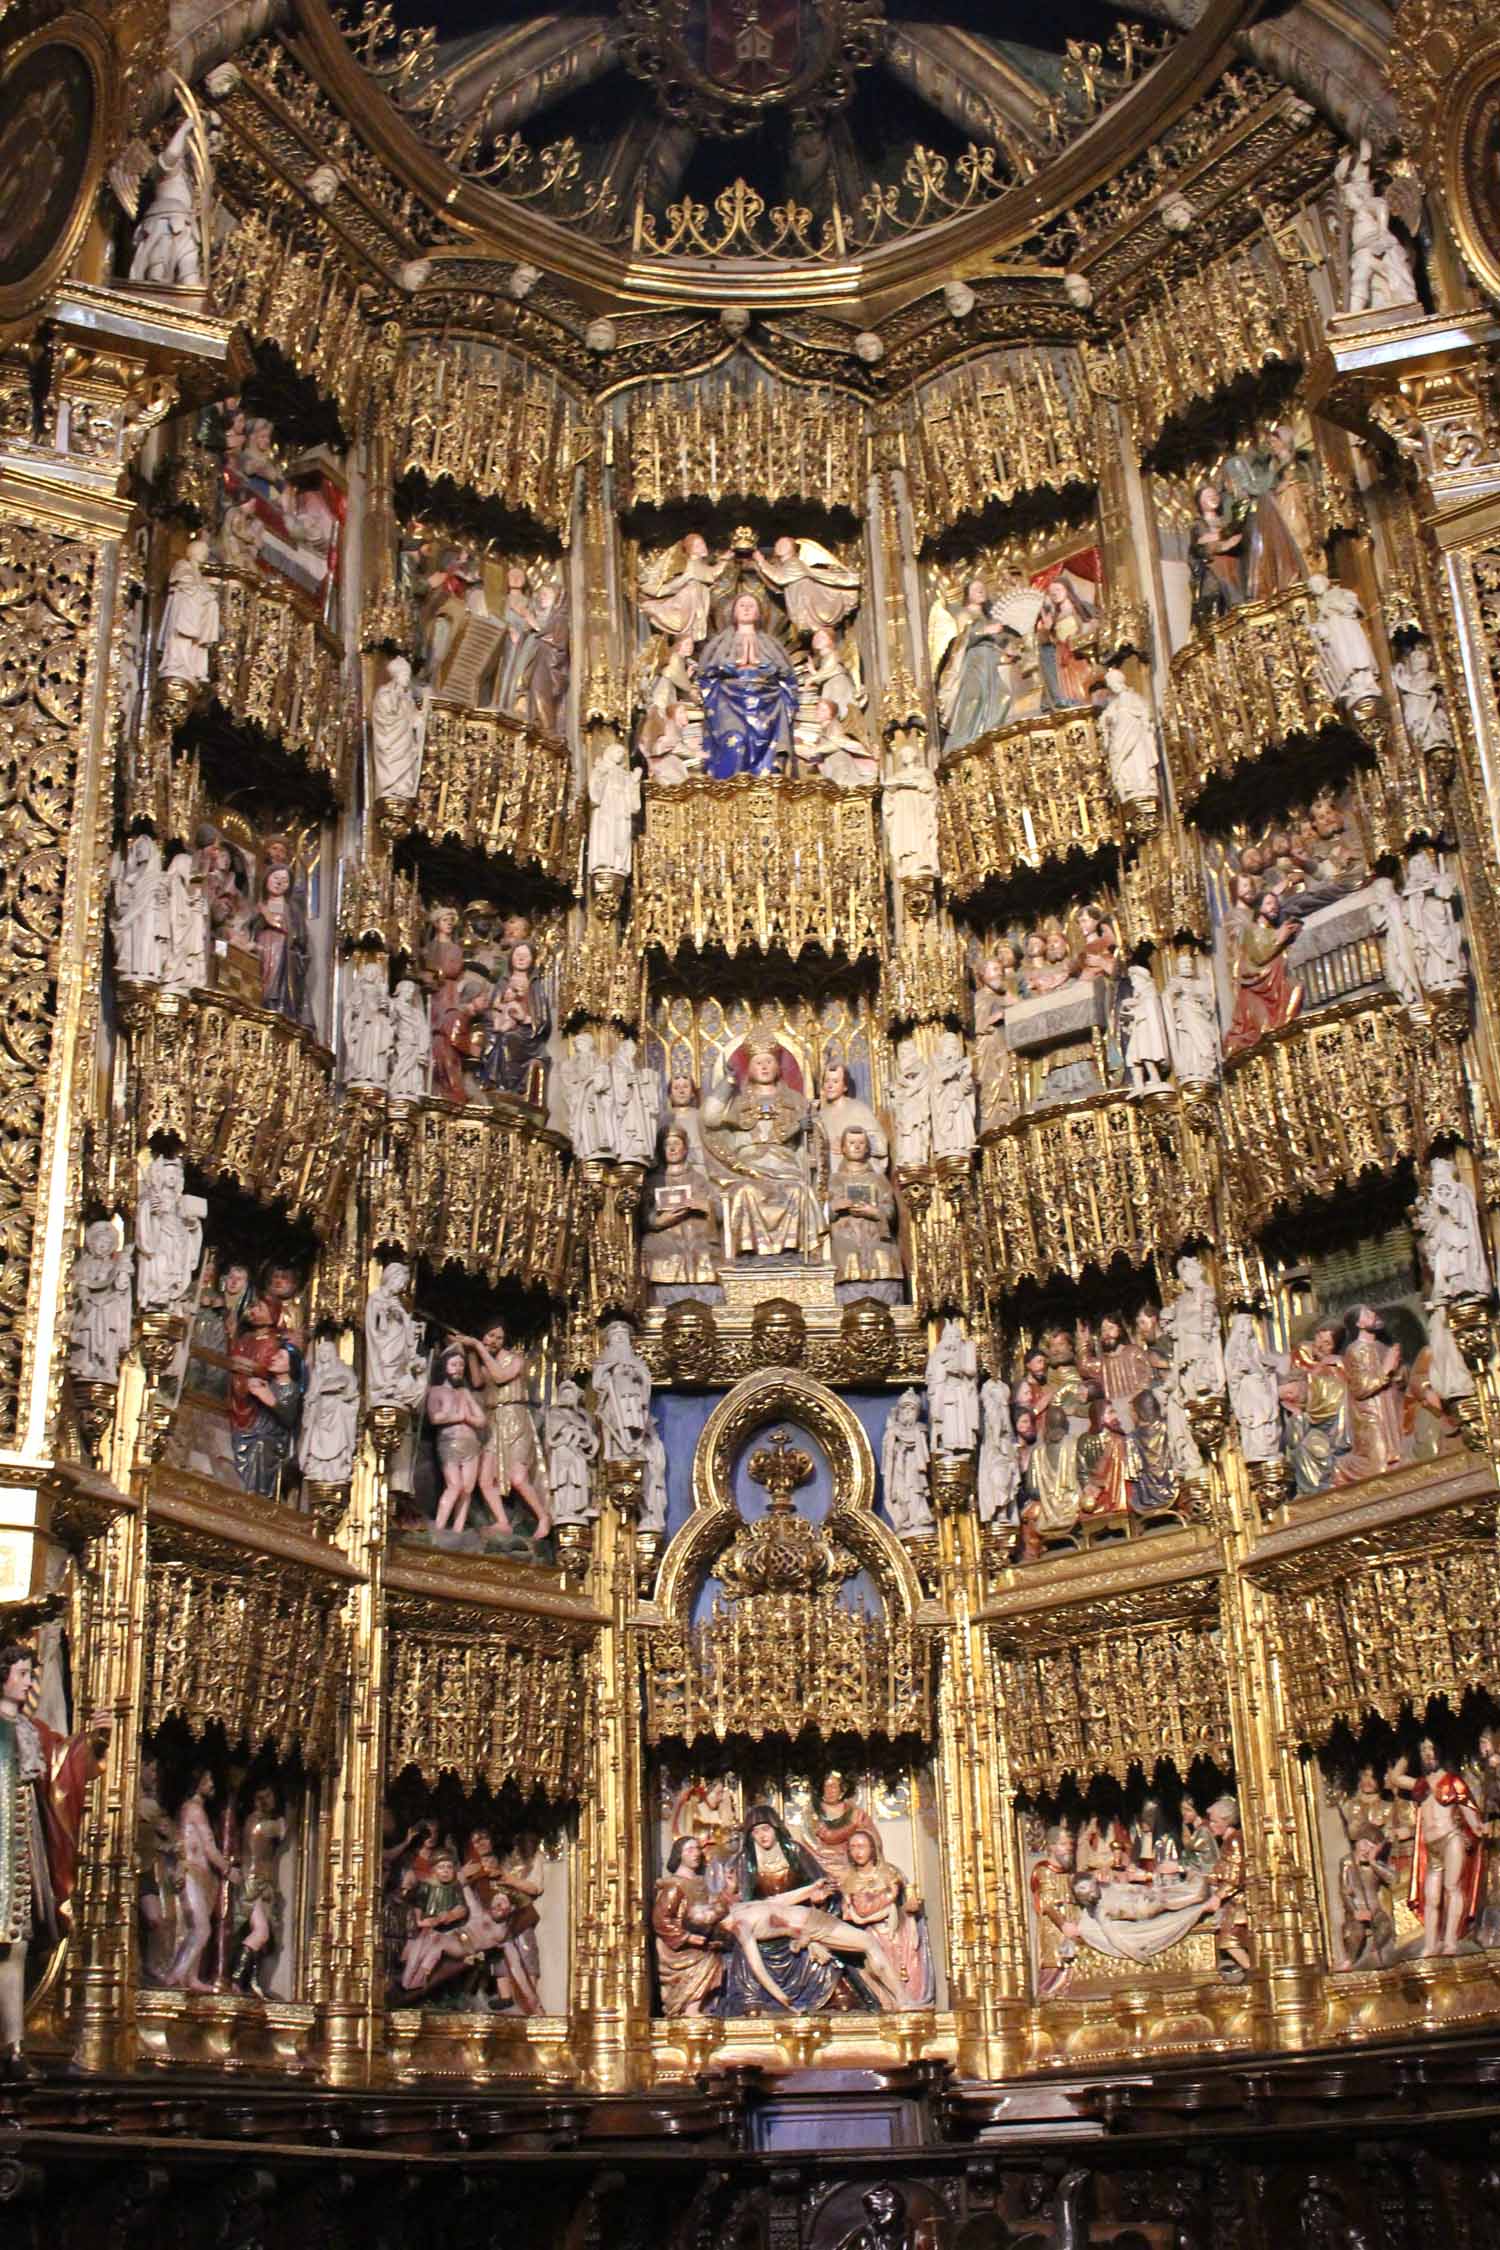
xmin=699 ymin=592 xmax=799 ymax=778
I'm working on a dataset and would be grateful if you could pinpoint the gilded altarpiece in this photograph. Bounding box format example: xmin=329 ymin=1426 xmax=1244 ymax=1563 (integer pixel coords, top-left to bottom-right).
xmin=8 ymin=0 xmax=1500 ymax=2183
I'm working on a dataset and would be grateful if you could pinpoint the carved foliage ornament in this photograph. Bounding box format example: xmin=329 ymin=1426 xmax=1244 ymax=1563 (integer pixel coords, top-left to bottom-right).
xmin=618 ymin=0 xmax=887 ymax=138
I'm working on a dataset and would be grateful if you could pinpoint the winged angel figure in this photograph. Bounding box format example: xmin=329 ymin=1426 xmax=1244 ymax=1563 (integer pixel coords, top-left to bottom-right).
xmin=110 ymin=80 xmax=215 ymax=290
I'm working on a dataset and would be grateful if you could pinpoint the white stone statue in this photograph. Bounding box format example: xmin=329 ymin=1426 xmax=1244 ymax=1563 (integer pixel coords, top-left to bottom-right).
xmin=1121 ymin=966 xmax=1172 ymax=1091
xmin=642 ymin=1419 xmax=669 ymax=1534
xmin=160 ymin=847 xmax=207 ymax=994
xmin=363 ymin=1262 xmax=428 ymax=1409
xmin=562 ymin=1033 xmax=619 ymax=1162
xmin=881 ymin=1391 xmax=934 ymax=1537
xmin=1368 ymin=877 xmax=1424 ymax=1009
xmin=1308 ymin=575 xmax=1381 ymax=710
xmin=925 ymin=1319 xmax=980 ymax=1456
xmin=1097 ymin=668 xmax=1160 ymax=813
xmin=1162 ymin=952 xmax=1220 ymax=1085
xmin=1393 ymin=644 xmax=1454 ymax=757
xmin=1334 ymin=139 xmax=1420 ymax=316
xmin=1403 ymin=850 xmax=1466 ymax=991
xmin=929 ymin=1033 xmax=977 ymax=1161
xmin=1416 ymin=1156 xmax=1492 ymax=1303
xmin=68 ymin=1220 xmax=132 ymax=1384
xmin=157 ymin=535 xmax=221 ymax=685
xmin=591 ymin=1321 xmax=652 ymax=1462
xmin=135 ymin=1155 xmax=205 ymax=1313
xmin=612 ymin=1037 xmax=657 ymax=1166
xmin=891 ymin=1041 xmax=933 ymax=1170
xmin=1426 ymin=1302 xmax=1476 ymax=1405
xmin=110 ymin=832 xmax=167 ymax=983
xmin=544 ymin=1380 xmax=599 ymax=1525
xmin=218 ymin=501 xmax=264 ymax=574
xmin=344 ymin=959 xmax=392 ymax=1089
xmin=587 ymin=736 xmax=641 ymax=881
xmin=126 ymin=113 xmax=205 ymax=289
xmin=977 ymin=1374 xmax=1020 ymax=1527
xmin=1225 ymin=1312 xmax=1283 ymax=1464
xmin=1167 ymin=1255 xmax=1224 ymax=1398
xmin=386 ymin=979 xmax=429 ymax=1101
xmin=882 ymin=735 xmax=940 ymax=882
xmin=369 ymin=657 xmax=426 ymax=802
xmin=297 ymin=1336 xmax=361 ymax=1484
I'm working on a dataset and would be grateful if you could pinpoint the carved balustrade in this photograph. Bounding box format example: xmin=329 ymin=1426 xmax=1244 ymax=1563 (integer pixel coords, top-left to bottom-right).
xmin=975 ymin=1093 xmax=1215 ymax=1291
xmin=644 ymin=1601 xmax=933 ymax=1747
xmin=414 ymin=701 xmax=576 ymax=886
xmin=1166 ymin=584 xmax=1344 ymax=802
xmin=386 ymin=1593 xmax=596 ymax=1802
xmin=121 ymin=989 xmax=361 ymax=1235
xmin=399 ymin=1100 xmax=573 ymax=1293
xmin=987 ymin=1587 xmax=1231 ymax=1797
xmin=938 ymin=708 xmax=1116 ymax=902
xmin=208 ymin=568 xmax=350 ymax=795
xmin=143 ymin=1481 xmax=358 ymax=1770
xmin=1217 ymin=997 xmax=1458 ymax=1235
xmin=634 ymin=777 xmax=886 ymax=962
xmin=1244 ymin=1464 xmax=1500 ymax=1745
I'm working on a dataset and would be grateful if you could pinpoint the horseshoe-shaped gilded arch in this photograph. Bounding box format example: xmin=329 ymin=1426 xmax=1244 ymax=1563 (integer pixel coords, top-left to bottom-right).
xmin=654 ymin=1369 xmax=925 ymax=1628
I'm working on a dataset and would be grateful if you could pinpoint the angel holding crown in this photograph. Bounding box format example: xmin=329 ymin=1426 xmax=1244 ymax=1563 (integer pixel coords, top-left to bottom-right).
xmin=638 ymin=532 xmax=728 ymax=646
xmin=751 ymin=536 xmax=861 ymax=638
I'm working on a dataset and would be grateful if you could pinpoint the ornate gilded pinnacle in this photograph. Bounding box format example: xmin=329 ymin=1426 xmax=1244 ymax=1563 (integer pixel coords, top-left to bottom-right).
xmin=745 ymin=1428 xmax=814 ymax=1512
xmin=716 ymin=1432 xmax=857 ymax=1601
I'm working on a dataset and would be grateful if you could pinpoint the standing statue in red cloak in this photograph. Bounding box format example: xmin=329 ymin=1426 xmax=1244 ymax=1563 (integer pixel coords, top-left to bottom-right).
xmin=0 ymin=1640 xmax=110 ymax=2078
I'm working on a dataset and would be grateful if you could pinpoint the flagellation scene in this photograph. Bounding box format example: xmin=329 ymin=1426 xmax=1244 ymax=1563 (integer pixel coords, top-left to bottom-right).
xmin=3 ymin=0 xmax=1500 ymax=2239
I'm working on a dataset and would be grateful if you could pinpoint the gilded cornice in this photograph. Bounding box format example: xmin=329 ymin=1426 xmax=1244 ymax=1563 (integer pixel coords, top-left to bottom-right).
xmin=1241 ymin=1456 xmax=1499 ymax=1594
xmin=284 ymin=0 xmax=1264 ymax=323
xmin=982 ymin=1533 xmax=1223 ymax=1646
xmin=147 ymin=1466 xmax=365 ymax=1582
